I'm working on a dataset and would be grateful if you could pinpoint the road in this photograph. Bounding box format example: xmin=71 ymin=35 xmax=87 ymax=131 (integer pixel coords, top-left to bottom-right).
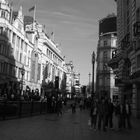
xmin=0 ymin=107 xmax=140 ymax=140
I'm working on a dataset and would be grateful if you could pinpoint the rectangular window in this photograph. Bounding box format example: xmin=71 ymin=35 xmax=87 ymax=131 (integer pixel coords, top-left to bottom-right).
xmin=12 ymin=33 xmax=16 ymax=45
xmin=137 ymin=55 xmax=140 ymax=68
xmin=127 ymin=0 xmax=129 ymax=5
xmin=2 ymin=44 xmax=5 ymax=55
xmin=16 ymin=36 xmax=20 ymax=48
xmin=15 ymin=67 xmax=18 ymax=77
xmin=37 ymin=63 xmax=41 ymax=80
xmin=0 ymin=44 xmax=2 ymax=54
xmin=18 ymin=67 xmax=20 ymax=78
xmin=9 ymin=64 xmax=12 ymax=76
xmin=24 ymin=43 xmax=27 ymax=52
xmin=103 ymin=51 xmax=108 ymax=59
xmin=136 ymin=7 xmax=140 ymax=21
xmin=3 ymin=63 xmax=6 ymax=74
xmin=104 ymin=40 xmax=107 ymax=46
xmin=27 ymin=71 xmax=28 ymax=81
xmin=20 ymin=53 xmax=22 ymax=63
xmin=1 ymin=63 xmax=4 ymax=73
xmin=0 ymin=62 xmax=2 ymax=73
xmin=99 ymin=78 xmax=103 ymax=86
xmin=8 ymin=30 xmax=11 ymax=41
xmin=4 ymin=28 xmax=8 ymax=37
xmin=0 ymin=27 xmax=3 ymax=34
xmin=24 ymin=55 xmax=26 ymax=65
xmin=21 ymin=40 xmax=23 ymax=50
xmin=16 ymin=50 xmax=19 ymax=60
xmin=27 ymin=57 xmax=29 ymax=66
xmin=1 ymin=10 xmax=5 ymax=18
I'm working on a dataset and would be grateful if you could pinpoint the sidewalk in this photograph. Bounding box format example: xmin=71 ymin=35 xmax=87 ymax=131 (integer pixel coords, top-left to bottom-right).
xmin=0 ymin=108 xmax=140 ymax=140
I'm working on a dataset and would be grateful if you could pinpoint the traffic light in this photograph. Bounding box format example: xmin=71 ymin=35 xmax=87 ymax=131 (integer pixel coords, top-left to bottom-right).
xmin=55 ymin=76 xmax=59 ymax=89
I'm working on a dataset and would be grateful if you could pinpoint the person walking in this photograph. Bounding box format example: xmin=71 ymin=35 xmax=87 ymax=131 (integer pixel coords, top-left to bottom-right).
xmin=71 ymin=100 xmax=76 ymax=114
xmin=114 ymin=101 xmax=121 ymax=131
xmin=107 ymin=98 xmax=114 ymax=129
xmin=124 ymin=100 xmax=132 ymax=129
xmin=97 ymin=98 xmax=107 ymax=131
xmin=79 ymin=99 xmax=84 ymax=111
xmin=56 ymin=97 xmax=63 ymax=116
xmin=90 ymin=102 xmax=98 ymax=130
xmin=115 ymin=101 xmax=125 ymax=130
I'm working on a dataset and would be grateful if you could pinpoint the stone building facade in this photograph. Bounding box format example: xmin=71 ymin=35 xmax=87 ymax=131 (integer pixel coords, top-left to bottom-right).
xmin=0 ymin=0 xmax=67 ymax=97
xmin=109 ymin=0 xmax=140 ymax=118
xmin=96 ymin=14 xmax=118 ymax=100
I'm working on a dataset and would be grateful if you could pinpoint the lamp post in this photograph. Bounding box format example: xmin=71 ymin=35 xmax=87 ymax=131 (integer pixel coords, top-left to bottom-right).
xmin=20 ymin=65 xmax=25 ymax=96
xmin=78 ymin=73 xmax=80 ymax=85
xmin=88 ymin=73 xmax=91 ymax=95
xmin=92 ymin=51 xmax=95 ymax=95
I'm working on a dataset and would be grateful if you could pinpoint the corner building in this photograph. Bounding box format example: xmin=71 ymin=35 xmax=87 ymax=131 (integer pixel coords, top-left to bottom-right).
xmin=96 ymin=14 xmax=118 ymax=100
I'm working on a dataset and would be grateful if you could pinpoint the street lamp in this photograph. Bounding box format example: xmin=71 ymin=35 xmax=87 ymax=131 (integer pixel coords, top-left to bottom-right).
xmin=20 ymin=65 xmax=25 ymax=95
xmin=78 ymin=73 xmax=80 ymax=85
xmin=88 ymin=73 xmax=91 ymax=95
xmin=92 ymin=51 xmax=95 ymax=95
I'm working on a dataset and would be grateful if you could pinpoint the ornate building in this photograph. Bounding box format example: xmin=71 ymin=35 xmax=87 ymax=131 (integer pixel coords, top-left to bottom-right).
xmin=0 ymin=0 xmax=67 ymax=96
xmin=96 ymin=14 xmax=118 ymax=100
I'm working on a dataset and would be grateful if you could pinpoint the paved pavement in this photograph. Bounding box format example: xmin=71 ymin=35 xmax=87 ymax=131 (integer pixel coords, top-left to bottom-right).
xmin=0 ymin=107 xmax=140 ymax=140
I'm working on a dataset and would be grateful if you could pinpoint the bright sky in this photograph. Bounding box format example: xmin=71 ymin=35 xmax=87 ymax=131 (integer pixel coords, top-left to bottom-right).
xmin=11 ymin=0 xmax=116 ymax=85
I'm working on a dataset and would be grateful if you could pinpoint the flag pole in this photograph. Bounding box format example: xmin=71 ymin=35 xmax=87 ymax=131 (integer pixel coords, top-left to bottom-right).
xmin=33 ymin=4 xmax=36 ymax=22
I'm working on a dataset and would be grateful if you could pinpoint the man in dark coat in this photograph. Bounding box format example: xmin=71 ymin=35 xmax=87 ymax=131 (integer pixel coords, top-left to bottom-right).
xmin=107 ymin=98 xmax=114 ymax=129
xmin=98 ymin=98 xmax=107 ymax=131
xmin=123 ymin=100 xmax=132 ymax=129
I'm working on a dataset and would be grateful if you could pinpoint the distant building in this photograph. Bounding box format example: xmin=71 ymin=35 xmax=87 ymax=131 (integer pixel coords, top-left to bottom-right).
xmin=65 ymin=61 xmax=74 ymax=98
xmin=73 ymin=73 xmax=80 ymax=96
xmin=96 ymin=14 xmax=118 ymax=100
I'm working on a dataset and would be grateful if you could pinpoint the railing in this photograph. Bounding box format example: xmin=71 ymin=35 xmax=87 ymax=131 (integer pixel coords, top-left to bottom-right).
xmin=0 ymin=101 xmax=48 ymax=120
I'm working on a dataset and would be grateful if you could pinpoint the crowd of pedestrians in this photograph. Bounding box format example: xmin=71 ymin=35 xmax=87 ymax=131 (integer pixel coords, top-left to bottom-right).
xmin=89 ymin=97 xmax=132 ymax=131
xmin=0 ymin=88 xmax=41 ymax=102
xmin=46 ymin=94 xmax=67 ymax=116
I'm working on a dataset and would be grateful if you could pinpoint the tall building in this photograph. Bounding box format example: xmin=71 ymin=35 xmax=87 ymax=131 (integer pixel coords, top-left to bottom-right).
xmin=96 ymin=14 xmax=118 ymax=100
xmin=109 ymin=0 xmax=140 ymax=118
xmin=0 ymin=0 xmax=67 ymax=97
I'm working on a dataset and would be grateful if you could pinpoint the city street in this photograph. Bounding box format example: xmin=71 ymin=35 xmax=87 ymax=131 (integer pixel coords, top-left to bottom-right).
xmin=0 ymin=107 xmax=140 ymax=140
